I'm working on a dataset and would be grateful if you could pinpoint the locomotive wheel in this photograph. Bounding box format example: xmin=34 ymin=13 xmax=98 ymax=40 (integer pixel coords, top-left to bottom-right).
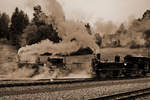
xmin=113 ymin=70 xmax=121 ymax=77
xmin=98 ymin=70 xmax=113 ymax=79
xmin=99 ymin=72 xmax=107 ymax=79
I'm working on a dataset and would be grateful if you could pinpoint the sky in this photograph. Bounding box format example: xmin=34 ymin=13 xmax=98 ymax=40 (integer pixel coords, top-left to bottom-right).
xmin=0 ymin=0 xmax=150 ymax=24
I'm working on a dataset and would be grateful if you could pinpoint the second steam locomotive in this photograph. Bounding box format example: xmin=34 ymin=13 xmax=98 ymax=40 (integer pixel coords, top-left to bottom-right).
xmin=92 ymin=53 xmax=150 ymax=79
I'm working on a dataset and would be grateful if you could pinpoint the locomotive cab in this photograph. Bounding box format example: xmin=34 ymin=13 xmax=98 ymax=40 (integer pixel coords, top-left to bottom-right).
xmin=92 ymin=54 xmax=125 ymax=79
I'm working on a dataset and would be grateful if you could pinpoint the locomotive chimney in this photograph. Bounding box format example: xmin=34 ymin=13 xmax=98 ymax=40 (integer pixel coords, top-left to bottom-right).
xmin=115 ymin=56 xmax=120 ymax=63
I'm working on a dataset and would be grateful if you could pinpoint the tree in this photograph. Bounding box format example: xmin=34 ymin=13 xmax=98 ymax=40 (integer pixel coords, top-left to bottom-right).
xmin=20 ymin=5 xmax=62 ymax=47
xmin=10 ymin=8 xmax=29 ymax=35
xmin=10 ymin=7 xmax=29 ymax=47
xmin=116 ymin=23 xmax=127 ymax=34
xmin=37 ymin=24 xmax=61 ymax=43
xmin=21 ymin=24 xmax=62 ymax=46
xmin=32 ymin=5 xmax=48 ymax=26
xmin=0 ymin=13 xmax=10 ymax=39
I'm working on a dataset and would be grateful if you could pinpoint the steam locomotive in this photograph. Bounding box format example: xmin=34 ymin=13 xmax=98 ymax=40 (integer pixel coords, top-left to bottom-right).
xmin=92 ymin=53 xmax=150 ymax=79
xmin=18 ymin=51 xmax=150 ymax=79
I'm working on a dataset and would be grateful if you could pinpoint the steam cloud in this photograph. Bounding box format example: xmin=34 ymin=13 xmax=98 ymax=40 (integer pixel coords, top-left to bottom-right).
xmin=15 ymin=0 xmax=99 ymax=79
xmin=94 ymin=19 xmax=117 ymax=35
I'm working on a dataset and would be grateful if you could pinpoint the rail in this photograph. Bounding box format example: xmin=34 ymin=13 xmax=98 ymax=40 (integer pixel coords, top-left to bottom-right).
xmin=0 ymin=76 xmax=150 ymax=88
xmin=0 ymin=78 xmax=94 ymax=88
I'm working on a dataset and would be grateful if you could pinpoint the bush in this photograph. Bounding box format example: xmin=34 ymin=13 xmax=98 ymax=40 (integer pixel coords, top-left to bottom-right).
xmin=129 ymin=40 xmax=141 ymax=49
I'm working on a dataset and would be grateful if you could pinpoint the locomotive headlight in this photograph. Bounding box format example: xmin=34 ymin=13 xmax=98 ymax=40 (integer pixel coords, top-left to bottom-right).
xmin=124 ymin=63 xmax=127 ymax=66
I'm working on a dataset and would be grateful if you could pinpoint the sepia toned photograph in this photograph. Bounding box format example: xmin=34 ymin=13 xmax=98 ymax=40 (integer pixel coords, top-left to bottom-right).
xmin=0 ymin=0 xmax=150 ymax=99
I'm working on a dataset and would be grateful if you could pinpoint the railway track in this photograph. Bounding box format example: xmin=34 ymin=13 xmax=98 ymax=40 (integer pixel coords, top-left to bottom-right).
xmin=90 ymin=88 xmax=150 ymax=100
xmin=0 ymin=76 xmax=150 ymax=88
xmin=0 ymin=78 xmax=94 ymax=88
xmin=1 ymin=77 xmax=150 ymax=99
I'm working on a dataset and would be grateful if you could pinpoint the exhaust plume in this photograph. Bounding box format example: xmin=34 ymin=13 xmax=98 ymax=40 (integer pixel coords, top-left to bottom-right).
xmin=94 ymin=19 xmax=117 ymax=35
xmin=16 ymin=0 xmax=99 ymax=79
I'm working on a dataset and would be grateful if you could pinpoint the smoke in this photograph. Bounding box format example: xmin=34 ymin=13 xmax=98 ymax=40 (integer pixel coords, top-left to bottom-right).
xmin=44 ymin=0 xmax=65 ymax=22
xmin=18 ymin=39 xmax=79 ymax=63
xmin=94 ymin=19 xmax=117 ymax=35
xmin=19 ymin=0 xmax=99 ymax=63
xmin=33 ymin=66 xmax=60 ymax=79
xmin=18 ymin=30 xmax=99 ymax=62
xmin=126 ymin=16 xmax=150 ymax=47
xmin=14 ymin=0 xmax=99 ymax=79
xmin=3 ymin=67 xmax=35 ymax=79
xmin=10 ymin=68 xmax=34 ymax=79
xmin=100 ymin=10 xmax=150 ymax=48
xmin=26 ymin=0 xmax=66 ymax=36
xmin=63 ymin=62 xmax=92 ymax=78
xmin=33 ymin=61 xmax=92 ymax=79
